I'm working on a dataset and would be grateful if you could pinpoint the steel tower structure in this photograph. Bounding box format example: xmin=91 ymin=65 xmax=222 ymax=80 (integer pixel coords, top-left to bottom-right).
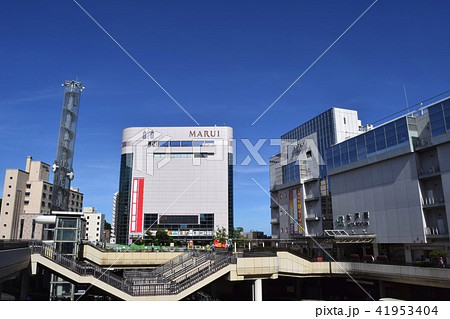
xmin=51 ymin=80 xmax=85 ymax=212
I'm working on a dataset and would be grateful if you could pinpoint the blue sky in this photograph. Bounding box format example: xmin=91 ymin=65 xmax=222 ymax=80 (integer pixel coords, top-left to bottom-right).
xmin=1 ymin=0 xmax=449 ymax=235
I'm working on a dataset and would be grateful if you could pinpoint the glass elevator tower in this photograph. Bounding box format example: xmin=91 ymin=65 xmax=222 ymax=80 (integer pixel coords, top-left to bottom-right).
xmin=51 ymin=80 xmax=84 ymax=212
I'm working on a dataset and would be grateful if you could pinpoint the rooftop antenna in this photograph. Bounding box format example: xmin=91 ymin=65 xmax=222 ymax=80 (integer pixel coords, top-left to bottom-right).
xmin=403 ymin=84 xmax=410 ymax=114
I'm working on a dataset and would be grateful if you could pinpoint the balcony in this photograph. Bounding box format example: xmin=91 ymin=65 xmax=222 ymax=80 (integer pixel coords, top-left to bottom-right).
xmin=422 ymin=197 xmax=445 ymax=209
xmin=414 ymin=137 xmax=433 ymax=150
xmin=305 ymin=215 xmax=320 ymax=222
xmin=425 ymin=227 xmax=448 ymax=238
xmin=418 ymin=166 xmax=441 ymax=180
xmin=304 ymin=194 xmax=320 ymax=202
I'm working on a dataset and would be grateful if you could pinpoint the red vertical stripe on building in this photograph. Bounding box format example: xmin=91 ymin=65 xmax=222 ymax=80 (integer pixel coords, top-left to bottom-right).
xmin=129 ymin=177 xmax=144 ymax=234
xmin=136 ymin=178 xmax=144 ymax=233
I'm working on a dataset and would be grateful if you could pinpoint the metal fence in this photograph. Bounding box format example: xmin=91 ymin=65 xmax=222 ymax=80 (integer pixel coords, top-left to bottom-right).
xmin=30 ymin=241 xmax=235 ymax=297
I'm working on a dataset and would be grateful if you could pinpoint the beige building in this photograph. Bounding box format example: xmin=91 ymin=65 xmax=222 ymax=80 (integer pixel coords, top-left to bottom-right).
xmin=0 ymin=156 xmax=83 ymax=240
xmin=83 ymin=207 xmax=105 ymax=243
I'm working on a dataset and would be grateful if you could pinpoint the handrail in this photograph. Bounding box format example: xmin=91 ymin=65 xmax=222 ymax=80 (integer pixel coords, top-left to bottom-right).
xmin=30 ymin=241 xmax=235 ymax=297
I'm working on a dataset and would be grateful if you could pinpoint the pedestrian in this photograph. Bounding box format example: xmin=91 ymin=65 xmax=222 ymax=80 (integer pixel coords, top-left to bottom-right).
xmin=439 ymin=256 xmax=445 ymax=268
xmin=211 ymin=243 xmax=215 ymax=252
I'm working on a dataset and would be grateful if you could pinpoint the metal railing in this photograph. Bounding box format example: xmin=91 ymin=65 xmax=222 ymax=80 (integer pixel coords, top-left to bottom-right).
xmin=30 ymin=241 xmax=235 ymax=297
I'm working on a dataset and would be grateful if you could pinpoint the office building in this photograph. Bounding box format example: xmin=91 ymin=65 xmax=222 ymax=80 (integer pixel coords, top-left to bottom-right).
xmin=83 ymin=207 xmax=105 ymax=243
xmin=327 ymin=97 xmax=450 ymax=263
xmin=270 ymin=108 xmax=363 ymax=239
xmin=0 ymin=156 xmax=83 ymax=240
xmin=115 ymin=126 xmax=233 ymax=245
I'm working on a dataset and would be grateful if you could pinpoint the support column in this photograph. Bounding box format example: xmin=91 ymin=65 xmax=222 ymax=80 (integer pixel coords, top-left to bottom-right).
xmin=378 ymin=281 xmax=386 ymax=300
xmin=373 ymin=243 xmax=379 ymax=258
xmin=20 ymin=268 xmax=30 ymax=300
xmin=253 ymin=279 xmax=262 ymax=301
xmin=404 ymin=245 xmax=412 ymax=263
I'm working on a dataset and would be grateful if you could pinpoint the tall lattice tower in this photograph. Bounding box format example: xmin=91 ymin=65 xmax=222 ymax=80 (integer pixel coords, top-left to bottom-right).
xmin=51 ymin=80 xmax=85 ymax=212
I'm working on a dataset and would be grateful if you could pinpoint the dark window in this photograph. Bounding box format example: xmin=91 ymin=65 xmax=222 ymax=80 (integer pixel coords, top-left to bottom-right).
xmin=19 ymin=219 xmax=24 ymax=239
xmin=31 ymin=220 xmax=36 ymax=239
xmin=348 ymin=138 xmax=357 ymax=163
xmin=375 ymin=127 xmax=386 ymax=151
xmin=332 ymin=145 xmax=341 ymax=168
xmin=182 ymin=141 xmax=193 ymax=147
xmin=340 ymin=142 xmax=349 ymax=165
xmin=395 ymin=119 xmax=409 ymax=144
xmin=385 ymin=122 xmax=397 ymax=148
xmin=365 ymin=130 xmax=376 ymax=155
xmin=193 ymin=141 xmax=204 ymax=147
xmin=159 ymin=215 xmax=198 ymax=224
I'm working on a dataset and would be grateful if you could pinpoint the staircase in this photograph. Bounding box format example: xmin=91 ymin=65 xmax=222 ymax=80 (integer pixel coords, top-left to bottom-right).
xmin=30 ymin=242 xmax=235 ymax=297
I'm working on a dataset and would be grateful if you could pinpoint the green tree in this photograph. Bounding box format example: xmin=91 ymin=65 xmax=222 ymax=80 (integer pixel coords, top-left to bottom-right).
xmin=429 ymin=250 xmax=448 ymax=266
xmin=230 ymin=227 xmax=244 ymax=240
xmin=155 ymin=229 xmax=172 ymax=246
xmin=214 ymin=227 xmax=228 ymax=245
xmin=145 ymin=230 xmax=157 ymax=245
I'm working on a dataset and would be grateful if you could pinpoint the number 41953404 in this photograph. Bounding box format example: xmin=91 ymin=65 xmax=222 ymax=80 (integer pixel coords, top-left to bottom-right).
xmin=375 ymin=306 xmax=438 ymax=316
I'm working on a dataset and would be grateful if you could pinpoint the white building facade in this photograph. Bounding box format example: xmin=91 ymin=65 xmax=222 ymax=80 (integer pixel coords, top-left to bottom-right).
xmin=83 ymin=207 xmax=105 ymax=243
xmin=115 ymin=126 xmax=234 ymax=245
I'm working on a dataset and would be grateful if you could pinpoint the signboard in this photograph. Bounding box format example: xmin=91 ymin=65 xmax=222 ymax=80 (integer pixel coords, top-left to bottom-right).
xmin=297 ymin=187 xmax=303 ymax=232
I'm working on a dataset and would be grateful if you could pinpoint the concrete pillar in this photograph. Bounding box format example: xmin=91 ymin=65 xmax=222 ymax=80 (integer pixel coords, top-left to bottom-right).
xmin=404 ymin=245 xmax=412 ymax=263
xmin=248 ymin=241 xmax=251 ymax=250
xmin=253 ymin=279 xmax=262 ymax=301
xmin=373 ymin=243 xmax=379 ymax=257
xmin=378 ymin=281 xmax=386 ymax=300
xmin=20 ymin=268 xmax=30 ymax=300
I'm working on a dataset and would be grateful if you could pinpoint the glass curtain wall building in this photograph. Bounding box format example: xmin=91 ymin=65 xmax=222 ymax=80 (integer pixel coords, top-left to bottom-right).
xmin=328 ymin=97 xmax=450 ymax=264
xmin=115 ymin=127 xmax=234 ymax=245
xmin=270 ymin=107 xmax=363 ymax=240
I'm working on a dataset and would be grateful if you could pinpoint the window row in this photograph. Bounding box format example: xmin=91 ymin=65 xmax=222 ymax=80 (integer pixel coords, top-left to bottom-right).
xmin=153 ymin=152 xmax=214 ymax=158
xmin=282 ymin=162 xmax=300 ymax=184
xmin=428 ymin=99 xmax=450 ymax=137
xmin=149 ymin=140 xmax=215 ymax=147
xmin=327 ymin=117 xmax=410 ymax=169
